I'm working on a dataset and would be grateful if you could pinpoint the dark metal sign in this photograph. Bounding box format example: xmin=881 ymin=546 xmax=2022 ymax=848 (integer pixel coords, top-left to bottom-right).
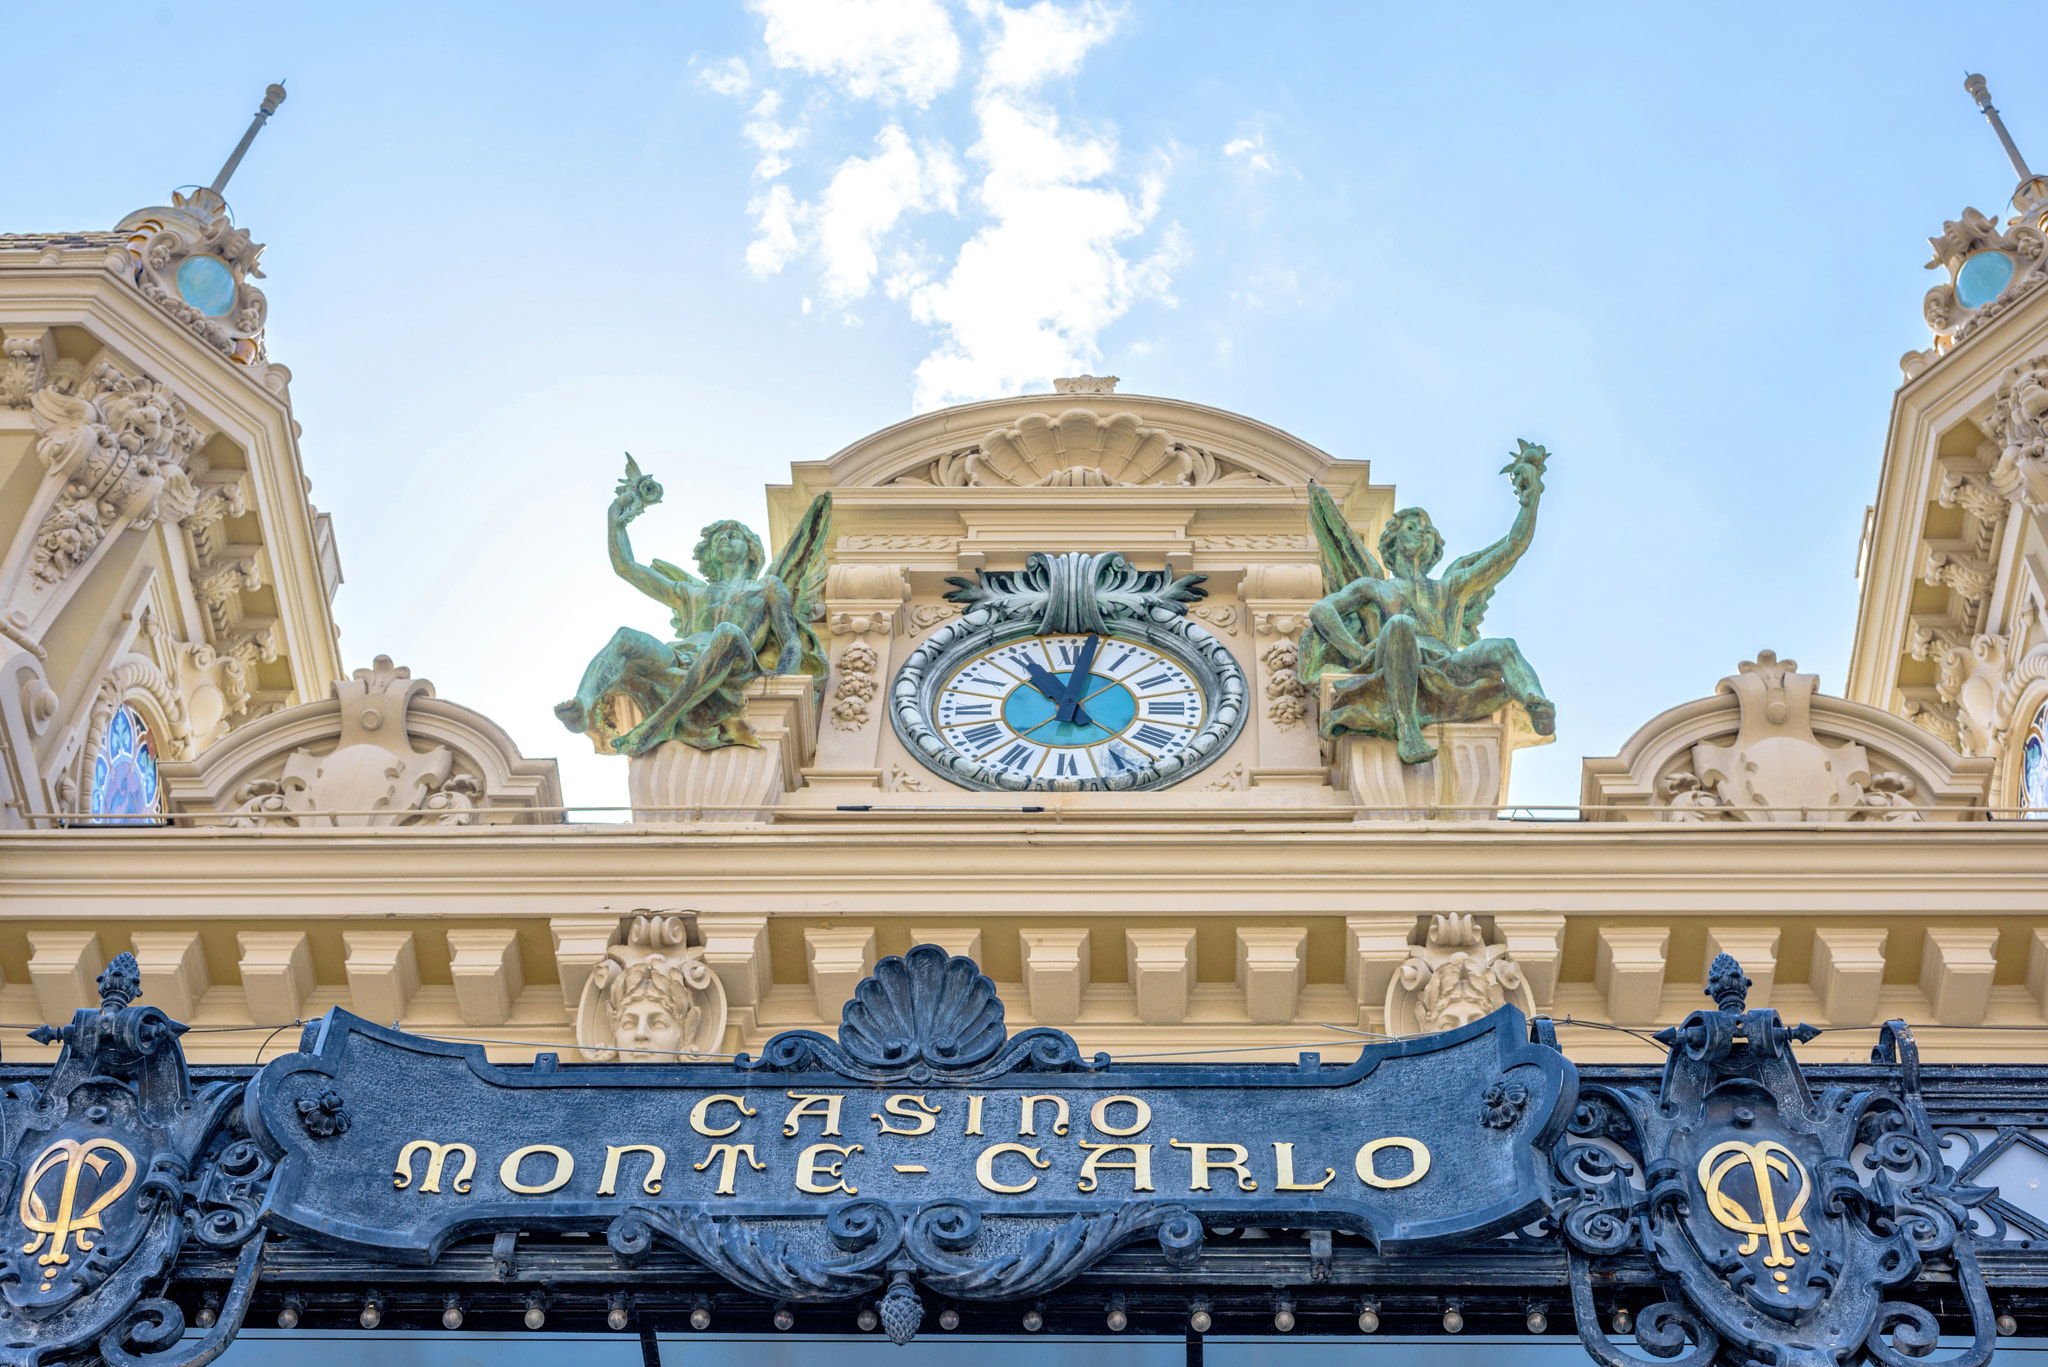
xmin=244 ymin=946 xmax=1573 ymax=1318
xmin=0 ymin=943 xmax=2006 ymax=1366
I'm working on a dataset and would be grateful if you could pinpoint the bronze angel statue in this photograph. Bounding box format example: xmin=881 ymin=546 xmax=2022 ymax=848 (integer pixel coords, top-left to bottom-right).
xmin=1298 ymin=440 xmax=1556 ymax=765
xmin=556 ymin=455 xmax=832 ymax=755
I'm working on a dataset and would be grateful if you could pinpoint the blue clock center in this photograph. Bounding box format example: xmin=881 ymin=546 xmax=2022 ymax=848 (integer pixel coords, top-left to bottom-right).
xmin=1001 ymin=671 xmax=1137 ymax=746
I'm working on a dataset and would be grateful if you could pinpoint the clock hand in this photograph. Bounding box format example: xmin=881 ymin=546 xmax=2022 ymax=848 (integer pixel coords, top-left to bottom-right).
xmin=1055 ymin=634 xmax=1101 ymax=723
xmin=1019 ymin=656 xmax=1094 ymax=729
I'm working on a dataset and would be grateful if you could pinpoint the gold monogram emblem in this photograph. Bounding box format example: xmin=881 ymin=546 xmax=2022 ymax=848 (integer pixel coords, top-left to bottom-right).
xmin=1698 ymin=1138 xmax=1811 ymax=1294
xmin=18 ymin=1138 xmax=137 ymax=1291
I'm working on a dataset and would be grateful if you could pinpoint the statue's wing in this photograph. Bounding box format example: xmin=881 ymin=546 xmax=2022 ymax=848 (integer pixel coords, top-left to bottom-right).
xmin=767 ymin=493 xmax=834 ymax=675
xmin=1308 ymin=485 xmax=1383 ymax=593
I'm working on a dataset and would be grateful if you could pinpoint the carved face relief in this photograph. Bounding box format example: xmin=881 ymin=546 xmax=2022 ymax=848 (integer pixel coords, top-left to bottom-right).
xmin=576 ymin=914 xmax=728 ymax=1062
xmin=615 ymin=998 xmax=693 ymax=1062
xmin=1388 ymin=914 xmax=1532 ymax=1035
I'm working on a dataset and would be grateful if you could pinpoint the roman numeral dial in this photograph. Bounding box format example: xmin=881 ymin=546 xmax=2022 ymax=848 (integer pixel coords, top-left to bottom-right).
xmin=932 ymin=633 xmax=1207 ymax=783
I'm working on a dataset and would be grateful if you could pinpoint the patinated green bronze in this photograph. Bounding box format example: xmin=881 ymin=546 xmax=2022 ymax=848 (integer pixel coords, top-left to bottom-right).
xmin=556 ymin=456 xmax=832 ymax=756
xmin=1299 ymin=441 xmax=1556 ymax=764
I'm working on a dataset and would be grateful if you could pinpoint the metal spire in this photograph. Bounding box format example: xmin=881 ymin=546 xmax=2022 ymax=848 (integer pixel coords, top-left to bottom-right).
xmin=1964 ymin=73 xmax=2031 ymax=184
xmin=209 ymin=83 xmax=288 ymax=196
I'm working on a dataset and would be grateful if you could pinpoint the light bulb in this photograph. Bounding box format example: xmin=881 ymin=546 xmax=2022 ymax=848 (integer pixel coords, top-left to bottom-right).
xmin=1998 ymin=1314 xmax=2019 ymax=1338
xmin=277 ymin=1299 xmax=302 ymax=1331
xmin=858 ymin=1307 xmax=879 ymax=1332
xmin=1274 ymin=1306 xmax=1297 ymax=1333
xmin=442 ymin=1298 xmax=464 ymax=1331
xmin=524 ymin=1301 xmax=546 ymax=1330
xmin=1189 ymin=1301 xmax=1212 ymax=1334
xmin=195 ymin=1304 xmax=217 ymax=1330
xmin=691 ymin=1305 xmax=713 ymax=1331
xmin=1527 ymin=1308 xmax=1548 ymax=1335
xmin=608 ymin=1305 xmax=630 ymax=1332
xmin=1358 ymin=1306 xmax=1380 ymax=1334
xmin=939 ymin=1308 xmax=960 ymax=1331
xmin=1106 ymin=1303 xmax=1129 ymax=1333
xmin=359 ymin=1300 xmax=381 ymax=1330
xmin=1022 ymin=1309 xmax=1044 ymax=1332
xmin=1443 ymin=1307 xmax=1464 ymax=1334
xmin=774 ymin=1307 xmax=795 ymax=1331
xmin=1612 ymin=1309 xmax=1632 ymax=1336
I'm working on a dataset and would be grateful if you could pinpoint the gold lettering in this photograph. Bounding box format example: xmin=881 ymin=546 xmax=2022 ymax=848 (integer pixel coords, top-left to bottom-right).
xmin=1355 ymin=1137 xmax=1431 ymax=1189
xmin=394 ymin=1140 xmax=477 ymax=1194
xmin=18 ymin=1138 xmax=136 ymax=1275
xmin=872 ymin=1094 xmax=942 ymax=1136
xmin=694 ymin=1144 xmax=766 ymax=1196
xmin=1020 ymin=1095 xmax=1069 ymax=1137
xmin=1170 ymin=1139 xmax=1257 ymax=1191
xmin=1272 ymin=1142 xmax=1336 ymax=1192
xmin=598 ymin=1144 xmax=667 ymax=1196
xmin=1699 ymin=1140 xmax=1811 ymax=1272
xmin=975 ymin=1142 xmax=1050 ymax=1194
xmin=1090 ymin=1095 xmax=1152 ymax=1137
xmin=783 ymin=1092 xmax=845 ymax=1137
xmin=499 ymin=1144 xmax=575 ymax=1195
xmin=796 ymin=1142 xmax=864 ymax=1195
xmin=1077 ymin=1142 xmax=1155 ymax=1193
xmin=690 ymin=1094 xmax=756 ymax=1138
xmin=966 ymin=1095 xmax=985 ymax=1136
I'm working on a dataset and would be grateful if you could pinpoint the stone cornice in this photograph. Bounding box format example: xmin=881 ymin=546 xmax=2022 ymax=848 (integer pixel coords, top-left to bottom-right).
xmin=4 ymin=820 xmax=2045 ymax=912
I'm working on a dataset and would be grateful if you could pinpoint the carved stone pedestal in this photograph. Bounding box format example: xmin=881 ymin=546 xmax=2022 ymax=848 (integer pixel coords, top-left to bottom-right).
xmin=1324 ymin=693 xmax=1552 ymax=819
xmin=627 ymin=676 xmax=816 ymax=821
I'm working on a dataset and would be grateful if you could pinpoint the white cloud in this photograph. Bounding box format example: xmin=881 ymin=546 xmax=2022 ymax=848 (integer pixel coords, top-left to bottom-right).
xmin=815 ymin=126 xmax=961 ymax=302
xmin=746 ymin=184 xmax=804 ymax=275
xmin=973 ymin=0 xmax=1118 ymax=93
xmin=697 ymin=56 xmax=753 ymax=97
xmin=720 ymin=0 xmax=1175 ymax=407
xmin=909 ymin=1 xmax=1175 ymax=409
xmin=743 ymin=90 xmax=805 ymax=179
xmin=751 ymin=0 xmax=962 ymax=106
xmin=741 ymin=126 xmax=962 ymax=302
xmin=1224 ymin=133 xmax=1277 ymax=173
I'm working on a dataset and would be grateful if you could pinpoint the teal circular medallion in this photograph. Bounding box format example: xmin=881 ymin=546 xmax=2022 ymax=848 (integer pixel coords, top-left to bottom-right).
xmin=175 ymin=255 xmax=238 ymax=317
xmin=1956 ymin=250 xmax=2016 ymax=309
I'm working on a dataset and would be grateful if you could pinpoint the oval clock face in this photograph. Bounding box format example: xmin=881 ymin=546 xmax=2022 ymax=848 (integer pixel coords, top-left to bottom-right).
xmin=935 ymin=633 xmax=1205 ymax=785
xmin=891 ymin=618 xmax=1247 ymax=792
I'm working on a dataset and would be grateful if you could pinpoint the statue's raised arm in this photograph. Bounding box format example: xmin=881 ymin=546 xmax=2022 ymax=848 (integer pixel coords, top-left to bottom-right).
xmin=1297 ymin=442 xmax=1557 ymax=766
xmin=1442 ymin=439 xmax=1548 ymax=599
xmin=556 ymin=455 xmax=833 ymax=757
xmin=604 ymin=454 xmax=697 ymax=606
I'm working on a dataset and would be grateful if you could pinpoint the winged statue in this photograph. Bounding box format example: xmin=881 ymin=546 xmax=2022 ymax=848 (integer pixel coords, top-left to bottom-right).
xmin=1297 ymin=441 xmax=1557 ymax=764
xmin=556 ymin=455 xmax=832 ymax=755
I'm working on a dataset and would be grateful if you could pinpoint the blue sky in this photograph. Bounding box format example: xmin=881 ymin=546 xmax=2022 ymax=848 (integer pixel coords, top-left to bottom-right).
xmin=6 ymin=3 xmax=2040 ymax=812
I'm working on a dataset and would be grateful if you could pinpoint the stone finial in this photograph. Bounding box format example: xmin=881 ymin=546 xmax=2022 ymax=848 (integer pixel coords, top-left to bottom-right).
xmin=1052 ymin=375 xmax=1118 ymax=394
xmin=98 ymin=951 xmax=142 ymax=1010
xmin=1706 ymin=952 xmax=1750 ymax=1014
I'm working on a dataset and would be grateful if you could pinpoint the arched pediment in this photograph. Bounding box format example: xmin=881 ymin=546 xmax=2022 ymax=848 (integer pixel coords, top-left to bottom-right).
xmin=158 ymin=655 xmax=561 ymax=825
xmin=1582 ymin=651 xmax=1995 ymax=821
xmin=817 ymin=393 xmax=1353 ymax=490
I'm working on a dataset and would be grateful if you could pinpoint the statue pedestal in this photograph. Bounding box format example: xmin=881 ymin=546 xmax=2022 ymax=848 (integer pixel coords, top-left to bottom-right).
xmin=1322 ymin=688 xmax=1552 ymax=819
xmin=627 ymin=676 xmax=816 ymax=822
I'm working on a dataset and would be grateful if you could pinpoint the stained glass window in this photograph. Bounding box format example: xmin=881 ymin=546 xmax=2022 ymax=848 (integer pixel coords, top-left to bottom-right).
xmin=90 ymin=704 xmax=161 ymax=824
xmin=2024 ymin=699 xmax=2048 ymax=820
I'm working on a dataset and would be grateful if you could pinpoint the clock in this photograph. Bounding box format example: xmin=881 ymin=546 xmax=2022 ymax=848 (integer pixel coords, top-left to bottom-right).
xmin=891 ymin=615 xmax=1246 ymax=793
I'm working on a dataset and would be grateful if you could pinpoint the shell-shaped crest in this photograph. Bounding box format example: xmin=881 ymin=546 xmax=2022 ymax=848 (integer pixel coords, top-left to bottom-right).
xmin=967 ymin=410 xmax=1189 ymax=488
xmin=838 ymin=944 xmax=1008 ymax=1071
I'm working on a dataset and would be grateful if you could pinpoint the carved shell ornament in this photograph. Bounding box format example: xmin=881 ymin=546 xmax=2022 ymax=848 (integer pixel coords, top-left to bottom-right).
xmin=888 ymin=408 xmax=1273 ymax=487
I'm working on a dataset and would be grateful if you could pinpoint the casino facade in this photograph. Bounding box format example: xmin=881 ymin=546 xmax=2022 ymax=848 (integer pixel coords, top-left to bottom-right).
xmin=3 ymin=80 xmax=2048 ymax=1367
